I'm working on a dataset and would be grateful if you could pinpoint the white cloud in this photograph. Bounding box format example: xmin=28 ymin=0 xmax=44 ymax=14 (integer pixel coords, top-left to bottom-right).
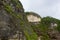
xmin=20 ymin=0 xmax=30 ymax=11
xmin=20 ymin=0 xmax=60 ymax=19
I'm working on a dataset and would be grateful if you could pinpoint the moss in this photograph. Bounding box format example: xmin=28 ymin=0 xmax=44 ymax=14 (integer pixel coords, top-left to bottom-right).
xmin=3 ymin=0 xmax=38 ymax=40
xmin=24 ymin=26 xmax=38 ymax=40
xmin=4 ymin=4 xmax=23 ymax=20
xmin=11 ymin=0 xmax=23 ymax=9
xmin=41 ymin=34 xmax=50 ymax=40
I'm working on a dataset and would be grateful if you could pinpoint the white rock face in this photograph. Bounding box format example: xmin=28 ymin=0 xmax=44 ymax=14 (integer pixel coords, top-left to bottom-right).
xmin=54 ymin=23 xmax=57 ymax=27
xmin=38 ymin=36 xmax=42 ymax=40
xmin=27 ymin=15 xmax=41 ymax=22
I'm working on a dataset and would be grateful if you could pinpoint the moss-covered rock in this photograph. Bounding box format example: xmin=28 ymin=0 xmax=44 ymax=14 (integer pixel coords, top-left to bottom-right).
xmin=0 ymin=0 xmax=38 ymax=40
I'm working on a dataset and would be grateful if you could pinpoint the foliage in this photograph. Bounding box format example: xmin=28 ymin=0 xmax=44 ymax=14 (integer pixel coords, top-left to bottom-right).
xmin=1 ymin=0 xmax=60 ymax=40
xmin=2 ymin=0 xmax=38 ymax=40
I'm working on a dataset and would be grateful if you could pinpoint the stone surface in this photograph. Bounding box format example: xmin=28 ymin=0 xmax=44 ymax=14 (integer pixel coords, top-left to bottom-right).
xmin=26 ymin=12 xmax=41 ymax=24
xmin=27 ymin=15 xmax=41 ymax=22
xmin=0 ymin=0 xmax=24 ymax=38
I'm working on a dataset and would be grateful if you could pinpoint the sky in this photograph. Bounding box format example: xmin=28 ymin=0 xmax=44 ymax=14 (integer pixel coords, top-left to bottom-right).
xmin=20 ymin=0 xmax=60 ymax=19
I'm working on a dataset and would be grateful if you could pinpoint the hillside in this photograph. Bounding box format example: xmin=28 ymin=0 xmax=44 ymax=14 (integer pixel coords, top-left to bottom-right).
xmin=0 ymin=0 xmax=37 ymax=40
xmin=0 ymin=0 xmax=60 ymax=40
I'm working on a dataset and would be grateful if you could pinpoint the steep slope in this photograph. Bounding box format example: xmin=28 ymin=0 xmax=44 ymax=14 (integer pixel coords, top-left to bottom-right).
xmin=0 ymin=0 xmax=37 ymax=40
xmin=41 ymin=16 xmax=60 ymax=40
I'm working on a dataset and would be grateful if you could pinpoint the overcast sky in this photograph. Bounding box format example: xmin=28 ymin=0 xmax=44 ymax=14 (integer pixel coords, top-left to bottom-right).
xmin=20 ymin=0 xmax=60 ymax=19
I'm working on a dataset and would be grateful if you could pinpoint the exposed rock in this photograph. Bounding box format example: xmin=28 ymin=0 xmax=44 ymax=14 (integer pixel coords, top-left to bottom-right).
xmin=25 ymin=12 xmax=42 ymax=40
xmin=0 ymin=0 xmax=38 ymax=40
xmin=0 ymin=0 xmax=24 ymax=39
xmin=25 ymin=12 xmax=41 ymax=25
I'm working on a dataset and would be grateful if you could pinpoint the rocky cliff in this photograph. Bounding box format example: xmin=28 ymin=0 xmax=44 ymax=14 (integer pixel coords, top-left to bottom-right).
xmin=0 ymin=0 xmax=24 ymax=38
xmin=0 ymin=0 xmax=37 ymax=40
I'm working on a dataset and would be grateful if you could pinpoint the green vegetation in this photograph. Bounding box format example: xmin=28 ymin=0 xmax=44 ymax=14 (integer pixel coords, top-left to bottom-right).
xmin=25 ymin=11 xmax=60 ymax=40
xmin=2 ymin=0 xmax=38 ymax=40
xmin=0 ymin=0 xmax=60 ymax=40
